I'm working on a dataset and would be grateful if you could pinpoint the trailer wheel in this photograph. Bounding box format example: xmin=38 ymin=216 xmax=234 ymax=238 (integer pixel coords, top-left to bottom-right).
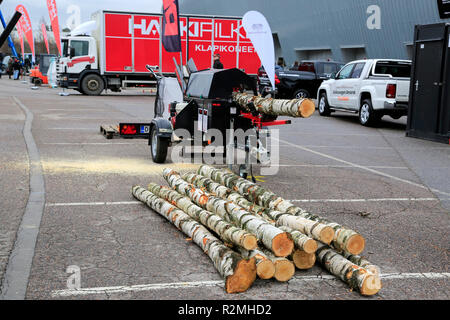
xmin=81 ymin=74 xmax=105 ymax=96
xmin=150 ymin=127 xmax=169 ymax=163
xmin=239 ymin=165 xmax=248 ymax=179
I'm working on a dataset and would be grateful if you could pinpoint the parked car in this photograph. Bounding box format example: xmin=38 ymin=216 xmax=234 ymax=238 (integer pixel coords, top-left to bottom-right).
xmin=317 ymin=59 xmax=412 ymax=126
xmin=258 ymin=60 xmax=345 ymax=99
xmin=1 ymin=55 xmax=11 ymax=75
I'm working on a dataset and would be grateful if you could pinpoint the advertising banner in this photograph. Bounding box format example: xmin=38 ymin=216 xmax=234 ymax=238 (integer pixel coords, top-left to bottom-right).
xmin=15 ymin=5 xmax=34 ymax=61
xmin=42 ymin=23 xmax=49 ymax=54
xmin=47 ymin=0 xmax=62 ymax=55
xmin=242 ymin=11 xmax=275 ymax=89
xmin=162 ymin=0 xmax=181 ymax=52
xmin=17 ymin=24 xmax=24 ymax=60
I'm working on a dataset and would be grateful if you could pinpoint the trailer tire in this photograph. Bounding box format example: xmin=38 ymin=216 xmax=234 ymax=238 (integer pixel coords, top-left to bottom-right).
xmin=81 ymin=74 xmax=105 ymax=96
xmin=150 ymin=127 xmax=169 ymax=163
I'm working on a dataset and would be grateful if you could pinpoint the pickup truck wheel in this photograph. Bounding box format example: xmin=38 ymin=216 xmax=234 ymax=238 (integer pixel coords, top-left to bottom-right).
xmin=81 ymin=74 xmax=105 ymax=96
xmin=294 ymin=89 xmax=310 ymax=99
xmin=359 ymin=99 xmax=380 ymax=127
xmin=318 ymin=93 xmax=331 ymax=116
xmin=150 ymin=127 xmax=169 ymax=164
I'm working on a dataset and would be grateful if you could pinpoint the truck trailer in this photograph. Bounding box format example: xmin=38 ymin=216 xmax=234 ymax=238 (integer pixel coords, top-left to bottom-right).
xmin=57 ymin=10 xmax=261 ymax=95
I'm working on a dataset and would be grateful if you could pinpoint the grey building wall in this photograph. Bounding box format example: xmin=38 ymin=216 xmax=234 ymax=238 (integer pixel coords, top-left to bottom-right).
xmin=180 ymin=0 xmax=450 ymax=65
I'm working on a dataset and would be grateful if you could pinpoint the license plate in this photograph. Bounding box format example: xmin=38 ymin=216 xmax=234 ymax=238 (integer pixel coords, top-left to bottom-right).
xmin=140 ymin=125 xmax=150 ymax=134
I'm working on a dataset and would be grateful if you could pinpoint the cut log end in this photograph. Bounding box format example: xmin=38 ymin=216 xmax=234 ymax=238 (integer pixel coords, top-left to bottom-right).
xmin=273 ymin=260 xmax=295 ymax=282
xmin=298 ymin=99 xmax=316 ymax=118
xmin=256 ymin=260 xmax=276 ymax=280
xmin=360 ymin=274 xmax=382 ymax=296
xmin=225 ymin=258 xmax=257 ymax=294
xmin=303 ymin=239 xmax=318 ymax=254
xmin=242 ymin=235 xmax=258 ymax=251
xmin=346 ymin=234 xmax=366 ymax=255
xmin=292 ymin=250 xmax=316 ymax=270
xmin=271 ymin=232 xmax=295 ymax=257
xmin=320 ymin=227 xmax=335 ymax=245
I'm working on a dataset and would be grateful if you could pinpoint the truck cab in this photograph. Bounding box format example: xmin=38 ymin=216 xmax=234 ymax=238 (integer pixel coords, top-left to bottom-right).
xmin=57 ymin=36 xmax=101 ymax=94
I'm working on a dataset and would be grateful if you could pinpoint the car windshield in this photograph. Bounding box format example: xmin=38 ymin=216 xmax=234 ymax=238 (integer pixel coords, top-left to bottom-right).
xmin=374 ymin=61 xmax=411 ymax=77
xmin=316 ymin=63 xmax=343 ymax=75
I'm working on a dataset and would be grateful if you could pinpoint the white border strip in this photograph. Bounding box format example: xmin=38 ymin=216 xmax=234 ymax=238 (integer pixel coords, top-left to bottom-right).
xmin=51 ymin=272 xmax=450 ymax=297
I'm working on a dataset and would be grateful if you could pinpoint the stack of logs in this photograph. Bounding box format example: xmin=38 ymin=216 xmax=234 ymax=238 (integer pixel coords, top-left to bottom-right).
xmin=132 ymin=165 xmax=382 ymax=295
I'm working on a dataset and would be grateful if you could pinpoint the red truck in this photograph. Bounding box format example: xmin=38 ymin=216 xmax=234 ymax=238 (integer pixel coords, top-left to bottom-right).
xmin=56 ymin=10 xmax=261 ymax=95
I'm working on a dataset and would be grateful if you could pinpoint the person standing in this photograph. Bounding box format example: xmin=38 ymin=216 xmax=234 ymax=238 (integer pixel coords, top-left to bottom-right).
xmin=213 ymin=53 xmax=224 ymax=69
xmin=13 ymin=58 xmax=21 ymax=80
xmin=7 ymin=58 xmax=13 ymax=79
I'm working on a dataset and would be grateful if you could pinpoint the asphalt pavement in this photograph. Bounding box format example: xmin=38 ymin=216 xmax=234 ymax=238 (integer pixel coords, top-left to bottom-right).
xmin=0 ymin=77 xmax=448 ymax=300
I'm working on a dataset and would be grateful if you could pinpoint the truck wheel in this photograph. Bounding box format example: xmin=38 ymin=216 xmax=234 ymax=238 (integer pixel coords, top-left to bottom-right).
xmin=150 ymin=127 xmax=169 ymax=163
xmin=81 ymin=74 xmax=105 ymax=96
xmin=294 ymin=89 xmax=310 ymax=99
xmin=318 ymin=93 xmax=331 ymax=116
xmin=359 ymin=99 xmax=380 ymax=127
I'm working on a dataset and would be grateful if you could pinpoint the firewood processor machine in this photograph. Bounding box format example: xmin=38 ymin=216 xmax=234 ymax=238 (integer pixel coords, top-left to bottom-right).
xmin=146 ymin=61 xmax=291 ymax=180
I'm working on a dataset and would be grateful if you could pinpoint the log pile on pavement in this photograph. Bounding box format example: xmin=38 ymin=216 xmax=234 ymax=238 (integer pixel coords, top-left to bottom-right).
xmin=132 ymin=165 xmax=382 ymax=295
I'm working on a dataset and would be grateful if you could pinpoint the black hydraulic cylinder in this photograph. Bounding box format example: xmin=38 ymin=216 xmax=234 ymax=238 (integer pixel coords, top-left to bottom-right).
xmin=0 ymin=11 xmax=22 ymax=48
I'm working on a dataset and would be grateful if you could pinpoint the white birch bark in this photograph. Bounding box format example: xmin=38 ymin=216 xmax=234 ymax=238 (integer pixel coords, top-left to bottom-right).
xmin=316 ymin=244 xmax=381 ymax=296
xmin=132 ymin=186 xmax=257 ymax=293
xmin=233 ymin=92 xmax=316 ymax=118
xmin=163 ymin=168 xmax=294 ymax=257
xmin=197 ymin=165 xmax=365 ymax=255
xmin=184 ymin=172 xmax=332 ymax=245
xmin=148 ymin=183 xmax=257 ymax=250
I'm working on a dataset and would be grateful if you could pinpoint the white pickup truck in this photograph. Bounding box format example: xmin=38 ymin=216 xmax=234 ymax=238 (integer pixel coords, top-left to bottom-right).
xmin=317 ymin=59 xmax=411 ymax=126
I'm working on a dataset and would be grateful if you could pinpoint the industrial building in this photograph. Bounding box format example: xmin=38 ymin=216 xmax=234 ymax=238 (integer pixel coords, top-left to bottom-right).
xmin=180 ymin=0 xmax=450 ymax=65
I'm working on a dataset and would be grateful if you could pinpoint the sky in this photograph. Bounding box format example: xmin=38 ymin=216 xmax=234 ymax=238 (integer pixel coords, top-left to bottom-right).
xmin=1 ymin=0 xmax=163 ymax=30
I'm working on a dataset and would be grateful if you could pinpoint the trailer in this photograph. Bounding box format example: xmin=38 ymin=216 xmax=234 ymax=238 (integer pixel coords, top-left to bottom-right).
xmin=56 ymin=10 xmax=261 ymax=95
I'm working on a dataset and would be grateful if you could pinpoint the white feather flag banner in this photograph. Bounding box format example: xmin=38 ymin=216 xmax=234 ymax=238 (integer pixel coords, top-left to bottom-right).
xmin=242 ymin=11 xmax=275 ymax=90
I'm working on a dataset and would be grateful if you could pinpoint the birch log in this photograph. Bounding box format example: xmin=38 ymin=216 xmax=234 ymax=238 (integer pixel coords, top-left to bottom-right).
xmin=343 ymin=253 xmax=380 ymax=276
xmin=277 ymin=226 xmax=317 ymax=254
xmin=197 ymin=165 xmax=365 ymax=255
xmin=315 ymin=244 xmax=381 ymax=296
xmin=237 ymin=247 xmax=276 ymax=280
xmin=132 ymin=186 xmax=256 ymax=293
xmin=233 ymin=92 xmax=316 ymax=118
xmin=184 ymin=172 xmax=334 ymax=245
xmin=147 ymin=183 xmax=257 ymax=251
xmin=260 ymin=248 xmax=295 ymax=282
xmin=291 ymin=250 xmax=316 ymax=270
xmin=163 ymin=168 xmax=294 ymax=257
xmin=183 ymin=172 xmax=232 ymax=199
